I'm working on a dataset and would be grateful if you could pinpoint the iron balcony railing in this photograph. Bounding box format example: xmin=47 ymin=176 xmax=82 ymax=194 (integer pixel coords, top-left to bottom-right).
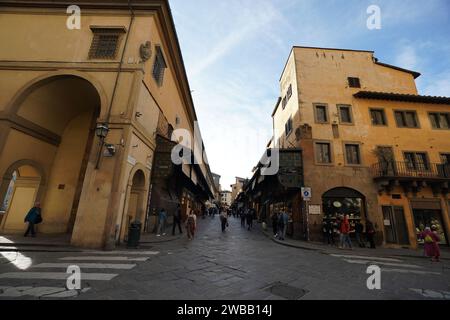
xmin=372 ymin=161 xmax=450 ymax=179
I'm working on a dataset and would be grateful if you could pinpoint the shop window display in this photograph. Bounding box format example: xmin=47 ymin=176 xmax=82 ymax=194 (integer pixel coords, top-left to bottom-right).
xmin=413 ymin=209 xmax=448 ymax=245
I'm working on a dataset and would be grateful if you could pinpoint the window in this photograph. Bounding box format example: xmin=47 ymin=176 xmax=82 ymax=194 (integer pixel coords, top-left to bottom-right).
xmin=348 ymin=77 xmax=361 ymax=88
xmin=282 ymin=96 xmax=287 ymax=110
xmin=395 ymin=110 xmax=419 ymax=128
xmin=404 ymin=152 xmax=430 ymax=170
xmin=338 ymin=105 xmax=353 ymax=124
xmin=370 ymin=109 xmax=387 ymax=126
xmin=285 ymin=117 xmax=293 ymax=136
xmin=152 ymin=46 xmax=167 ymax=86
xmin=89 ymin=27 xmax=125 ymax=59
xmin=440 ymin=153 xmax=450 ymax=164
xmin=429 ymin=112 xmax=450 ymax=129
xmin=345 ymin=144 xmax=361 ymax=165
xmin=287 ymin=84 xmax=293 ymax=100
xmin=315 ymin=142 xmax=332 ymax=164
xmin=314 ymin=104 xmax=329 ymax=123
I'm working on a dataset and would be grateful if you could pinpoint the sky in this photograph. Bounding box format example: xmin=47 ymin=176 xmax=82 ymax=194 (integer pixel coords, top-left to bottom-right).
xmin=169 ymin=0 xmax=450 ymax=190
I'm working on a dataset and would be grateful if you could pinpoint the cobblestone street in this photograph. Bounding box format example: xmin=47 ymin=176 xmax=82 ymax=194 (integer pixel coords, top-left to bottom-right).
xmin=1 ymin=217 xmax=449 ymax=300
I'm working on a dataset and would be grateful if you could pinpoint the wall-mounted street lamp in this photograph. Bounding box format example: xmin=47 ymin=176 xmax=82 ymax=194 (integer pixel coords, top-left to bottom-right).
xmin=95 ymin=123 xmax=110 ymax=169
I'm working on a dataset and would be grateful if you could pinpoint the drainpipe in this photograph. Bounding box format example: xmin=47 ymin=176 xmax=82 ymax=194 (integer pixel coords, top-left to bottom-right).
xmin=95 ymin=0 xmax=135 ymax=170
xmin=102 ymin=1 xmax=135 ymax=250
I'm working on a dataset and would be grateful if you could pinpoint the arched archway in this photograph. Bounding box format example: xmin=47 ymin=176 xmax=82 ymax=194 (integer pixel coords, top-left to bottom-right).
xmin=119 ymin=168 xmax=149 ymax=242
xmin=0 ymin=74 xmax=102 ymax=235
xmin=0 ymin=162 xmax=43 ymax=232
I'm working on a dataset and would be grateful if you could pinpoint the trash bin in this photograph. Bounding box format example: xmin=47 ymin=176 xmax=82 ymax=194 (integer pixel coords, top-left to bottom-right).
xmin=127 ymin=221 xmax=142 ymax=248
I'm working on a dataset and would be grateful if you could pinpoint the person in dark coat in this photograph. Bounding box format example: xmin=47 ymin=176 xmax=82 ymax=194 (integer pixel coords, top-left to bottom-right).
xmin=172 ymin=204 xmax=183 ymax=236
xmin=366 ymin=220 xmax=376 ymax=249
xmin=240 ymin=209 xmax=246 ymax=228
xmin=246 ymin=209 xmax=253 ymax=231
xmin=271 ymin=212 xmax=279 ymax=237
xmin=355 ymin=220 xmax=365 ymax=248
xmin=24 ymin=202 xmax=42 ymax=237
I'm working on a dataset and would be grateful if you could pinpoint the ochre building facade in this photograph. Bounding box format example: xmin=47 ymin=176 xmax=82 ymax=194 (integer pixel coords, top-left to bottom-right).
xmin=0 ymin=0 xmax=215 ymax=249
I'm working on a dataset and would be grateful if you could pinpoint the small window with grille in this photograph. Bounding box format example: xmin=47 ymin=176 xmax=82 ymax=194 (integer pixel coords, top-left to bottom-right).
xmin=153 ymin=46 xmax=167 ymax=86
xmin=89 ymin=27 xmax=126 ymax=59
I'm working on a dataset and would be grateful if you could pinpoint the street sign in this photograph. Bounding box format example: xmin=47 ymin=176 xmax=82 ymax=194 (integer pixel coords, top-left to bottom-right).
xmin=301 ymin=187 xmax=312 ymax=200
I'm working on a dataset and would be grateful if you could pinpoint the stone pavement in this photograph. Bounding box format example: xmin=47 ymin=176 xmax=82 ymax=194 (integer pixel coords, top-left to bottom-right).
xmin=260 ymin=227 xmax=450 ymax=261
xmin=0 ymin=216 xmax=449 ymax=300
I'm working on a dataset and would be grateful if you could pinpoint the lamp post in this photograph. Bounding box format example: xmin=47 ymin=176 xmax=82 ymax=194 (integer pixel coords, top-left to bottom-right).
xmin=95 ymin=123 xmax=110 ymax=169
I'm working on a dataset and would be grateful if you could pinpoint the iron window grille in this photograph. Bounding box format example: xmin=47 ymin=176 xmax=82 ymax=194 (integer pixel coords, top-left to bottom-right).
xmin=153 ymin=46 xmax=167 ymax=86
xmin=89 ymin=27 xmax=126 ymax=59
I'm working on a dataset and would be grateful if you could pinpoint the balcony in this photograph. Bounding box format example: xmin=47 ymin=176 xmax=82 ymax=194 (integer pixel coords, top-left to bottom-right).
xmin=371 ymin=161 xmax=450 ymax=195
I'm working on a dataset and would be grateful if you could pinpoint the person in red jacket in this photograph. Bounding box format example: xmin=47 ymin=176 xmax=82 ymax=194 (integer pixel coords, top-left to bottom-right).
xmin=339 ymin=215 xmax=353 ymax=249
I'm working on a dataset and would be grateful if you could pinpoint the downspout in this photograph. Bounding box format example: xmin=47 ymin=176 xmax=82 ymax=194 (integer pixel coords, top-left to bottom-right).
xmin=96 ymin=0 xmax=135 ymax=169
xmin=102 ymin=1 xmax=135 ymax=249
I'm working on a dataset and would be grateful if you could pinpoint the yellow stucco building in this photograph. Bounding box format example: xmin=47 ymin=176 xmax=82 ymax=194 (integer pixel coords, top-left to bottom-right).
xmin=0 ymin=0 xmax=215 ymax=249
xmin=269 ymin=46 xmax=450 ymax=248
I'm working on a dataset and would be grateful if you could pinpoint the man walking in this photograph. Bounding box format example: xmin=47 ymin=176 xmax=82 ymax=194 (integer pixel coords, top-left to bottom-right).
xmin=278 ymin=210 xmax=289 ymax=241
xmin=157 ymin=208 xmax=167 ymax=236
xmin=24 ymin=202 xmax=42 ymax=237
xmin=172 ymin=205 xmax=183 ymax=236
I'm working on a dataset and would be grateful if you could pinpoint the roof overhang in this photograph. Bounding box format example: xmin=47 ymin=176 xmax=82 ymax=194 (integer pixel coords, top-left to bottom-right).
xmin=354 ymin=91 xmax=450 ymax=105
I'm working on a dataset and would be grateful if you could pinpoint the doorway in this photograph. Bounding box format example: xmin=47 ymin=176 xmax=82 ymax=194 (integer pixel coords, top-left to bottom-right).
xmin=0 ymin=164 xmax=42 ymax=233
xmin=382 ymin=206 xmax=409 ymax=245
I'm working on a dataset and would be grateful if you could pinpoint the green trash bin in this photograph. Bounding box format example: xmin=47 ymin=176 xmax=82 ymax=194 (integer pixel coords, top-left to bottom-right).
xmin=127 ymin=221 xmax=142 ymax=248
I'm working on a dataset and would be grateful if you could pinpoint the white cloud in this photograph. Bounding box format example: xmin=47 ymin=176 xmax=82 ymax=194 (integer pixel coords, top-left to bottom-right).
xmin=395 ymin=45 xmax=419 ymax=70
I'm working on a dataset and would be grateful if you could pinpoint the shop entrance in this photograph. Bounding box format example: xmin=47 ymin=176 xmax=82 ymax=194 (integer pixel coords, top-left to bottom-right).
xmin=382 ymin=206 xmax=409 ymax=245
xmin=322 ymin=187 xmax=366 ymax=226
xmin=413 ymin=208 xmax=448 ymax=245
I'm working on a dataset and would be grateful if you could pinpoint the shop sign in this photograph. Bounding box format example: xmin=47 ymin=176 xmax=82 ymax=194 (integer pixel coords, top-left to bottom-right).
xmin=384 ymin=219 xmax=391 ymax=226
xmin=309 ymin=205 xmax=321 ymax=215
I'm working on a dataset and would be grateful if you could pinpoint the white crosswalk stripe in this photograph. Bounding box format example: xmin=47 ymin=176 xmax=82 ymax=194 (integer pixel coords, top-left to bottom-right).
xmin=0 ymin=272 xmax=118 ymax=281
xmin=0 ymin=250 xmax=159 ymax=298
xmin=59 ymin=256 xmax=149 ymax=262
xmin=330 ymin=253 xmax=442 ymax=276
xmin=33 ymin=263 xmax=136 ymax=270
xmin=342 ymin=259 xmax=424 ymax=269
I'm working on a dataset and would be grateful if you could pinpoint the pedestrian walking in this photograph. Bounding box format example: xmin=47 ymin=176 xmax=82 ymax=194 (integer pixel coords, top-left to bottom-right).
xmin=186 ymin=208 xmax=197 ymax=240
xmin=365 ymin=220 xmax=376 ymax=249
xmin=323 ymin=219 xmax=335 ymax=245
xmin=172 ymin=204 xmax=183 ymax=236
xmin=339 ymin=215 xmax=352 ymax=249
xmin=220 ymin=211 xmax=228 ymax=232
xmin=277 ymin=211 xmax=288 ymax=240
xmin=271 ymin=212 xmax=279 ymax=237
xmin=24 ymin=202 xmax=42 ymax=237
xmin=355 ymin=220 xmax=365 ymax=248
xmin=240 ymin=209 xmax=246 ymax=228
xmin=420 ymin=226 xmax=441 ymax=262
xmin=246 ymin=209 xmax=253 ymax=231
xmin=157 ymin=208 xmax=167 ymax=236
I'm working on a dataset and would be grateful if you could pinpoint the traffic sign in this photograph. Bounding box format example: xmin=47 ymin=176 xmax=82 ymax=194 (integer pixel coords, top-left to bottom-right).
xmin=301 ymin=187 xmax=312 ymax=200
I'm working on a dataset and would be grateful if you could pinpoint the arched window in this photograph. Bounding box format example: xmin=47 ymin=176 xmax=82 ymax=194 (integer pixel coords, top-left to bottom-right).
xmin=322 ymin=187 xmax=366 ymax=221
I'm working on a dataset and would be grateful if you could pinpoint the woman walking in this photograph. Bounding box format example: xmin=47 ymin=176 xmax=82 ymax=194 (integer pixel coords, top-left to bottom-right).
xmin=420 ymin=227 xmax=441 ymax=262
xmin=271 ymin=212 xmax=278 ymax=237
xmin=186 ymin=208 xmax=197 ymax=241
xmin=220 ymin=210 xmax=228 ymax=232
